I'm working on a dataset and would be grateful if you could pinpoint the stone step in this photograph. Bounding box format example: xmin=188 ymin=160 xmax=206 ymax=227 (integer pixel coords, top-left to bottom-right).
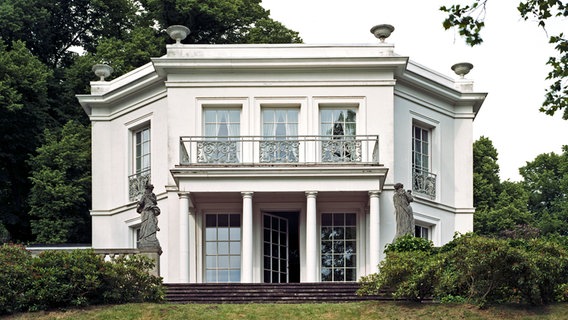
xmin=164 ymin=283 xmax=393 ymax=304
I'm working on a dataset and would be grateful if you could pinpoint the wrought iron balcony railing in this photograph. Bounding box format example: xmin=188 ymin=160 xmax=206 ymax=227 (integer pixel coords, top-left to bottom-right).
xmin=179 ymin=135 xmax=379 ymax=165
xmin=128 ymin=169 xmax=151 ymax=201
xmin=412 ymin=167 xmax=436 ymax=199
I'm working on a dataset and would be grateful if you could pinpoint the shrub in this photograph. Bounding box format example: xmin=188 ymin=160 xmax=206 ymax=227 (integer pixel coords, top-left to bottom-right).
xmin=99 ymin=254 xmax=164 ymax=304
xmin=0 ymin=247 xmax=163 ymax=315
xmin=359 ymin=235 xmax=439 ymax=301
xmin=27 ymin=249 xmax=104 ymax=310
xmin=0 ymin=244 xmax=33 ymax=314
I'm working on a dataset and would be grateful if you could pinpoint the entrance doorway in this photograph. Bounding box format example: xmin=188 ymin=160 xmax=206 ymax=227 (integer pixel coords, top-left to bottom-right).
xmin=262 ymin=212 xmax=300 ymax=283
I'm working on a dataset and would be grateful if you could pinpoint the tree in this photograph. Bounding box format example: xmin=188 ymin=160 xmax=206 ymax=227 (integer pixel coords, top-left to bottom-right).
xmin=27 ymin=121 xmax=91 ymax=243
xmin=473 ymin=136 xmax=501 ymax=211
xmin=440 ymin=1 xmax=568 ymax=119
xmin=519 ymin=145 xmax=568 ymax=235
xmin=138 ymin=0 xmax=302 ymax=44
xmin=0 ymin=40 xmax=53 ymax=241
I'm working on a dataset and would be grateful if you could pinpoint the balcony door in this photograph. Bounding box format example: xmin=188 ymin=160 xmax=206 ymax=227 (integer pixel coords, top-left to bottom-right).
xmin=263 ymin=212 xmax=300 ymax=283
xmin=320 ymin=109 xmax=358 ymax=162
xmin=201 ymin=109 xmax=240 ymax=163
xmin=261 ymin=108 xmax=299 ymax=163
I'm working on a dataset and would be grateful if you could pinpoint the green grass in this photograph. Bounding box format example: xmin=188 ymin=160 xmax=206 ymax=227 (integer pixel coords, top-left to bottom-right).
xmin=4 ymin=302 xmax=568 ymax=320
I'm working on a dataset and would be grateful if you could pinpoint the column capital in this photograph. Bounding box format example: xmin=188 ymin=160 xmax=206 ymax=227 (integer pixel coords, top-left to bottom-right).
xmin=241 ymin=191 xmax=254 ymax=198
xmin=305 ymin=191 xmax=318 ymax=198
xmin=178 ymin=191 xmax=190 ymax=199
xmin=368 ymin=190 xmax=381 ymax=197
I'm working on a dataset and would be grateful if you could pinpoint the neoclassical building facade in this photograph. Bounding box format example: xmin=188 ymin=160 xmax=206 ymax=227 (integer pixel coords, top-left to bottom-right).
xmin=77 ymin=27 xmax=486 ymax=283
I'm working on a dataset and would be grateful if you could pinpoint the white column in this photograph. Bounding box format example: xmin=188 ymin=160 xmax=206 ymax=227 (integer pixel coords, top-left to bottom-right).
xmin=305 ymin=191 xmax=318 ymax=282
xmin=368 ymin=191 xmax=381 ymax=274
xmin=188 ymin=206 xmax=197 ymax=283
xmin=178 ymin=192 xmax=190 ymax=283
xmin=241 ymin=192 xmax=254 ymax=283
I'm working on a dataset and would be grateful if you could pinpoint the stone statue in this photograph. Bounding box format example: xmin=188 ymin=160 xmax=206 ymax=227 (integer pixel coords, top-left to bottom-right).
xmin=393 ymin=182 xmax=414 ymax=240
xmin=137 ymin=183 xmax=161 ymax=250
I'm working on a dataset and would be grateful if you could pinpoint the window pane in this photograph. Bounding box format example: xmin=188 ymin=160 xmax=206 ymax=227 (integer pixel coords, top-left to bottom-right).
xmin=322 ymin=214 xmax=332 ymax=226
xmin=229 ymin=227 xmax=240 ymax=240
xmin=218 ymin=242 xmax=229 ymax=254
xmin=206 ymin=215 xmax=216 ymax=227
xmin=230 ymin=214 xmax=240 ymax=227
xmin=230 ymin=241 xmax=240 ymax=254
xmin=218 ymin=256 xmax=229 ymax=268
xmin=218 ymin=214 xmax=229 ymax=227
xmin=206 ymin=242 xmax=217 ymax=255
xmin=218 ymin=227 xmax=229 ymax=241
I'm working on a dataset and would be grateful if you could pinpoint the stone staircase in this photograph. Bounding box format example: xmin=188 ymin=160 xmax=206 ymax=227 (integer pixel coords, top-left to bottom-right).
xmin=164 ymin=282 xmax=392 ymax=304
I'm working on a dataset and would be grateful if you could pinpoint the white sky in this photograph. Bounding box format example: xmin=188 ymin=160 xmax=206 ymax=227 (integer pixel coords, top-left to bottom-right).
xmin=261 ymin=0 xmax=567 ymax=181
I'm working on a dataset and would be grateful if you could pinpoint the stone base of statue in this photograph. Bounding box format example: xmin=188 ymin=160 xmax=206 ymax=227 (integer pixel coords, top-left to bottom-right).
xmin=138 ymin=246 xmax=162 ymax=277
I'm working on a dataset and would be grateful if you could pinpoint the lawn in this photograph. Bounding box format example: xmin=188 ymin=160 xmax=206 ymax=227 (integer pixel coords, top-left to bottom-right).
xmin=4 ymin=302 xmax=568 ymax=320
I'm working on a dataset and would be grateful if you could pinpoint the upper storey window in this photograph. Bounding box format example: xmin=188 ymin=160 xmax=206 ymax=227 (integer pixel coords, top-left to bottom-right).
xmin=200 ymin=109 xmax=241 ymax=163
xmin=260 ymin=108 xmax=299 ymax=163
xmin=412 ymin=123 xmax=436 ymax=199
xmin=129 ymin=125 xmax=151 ymax=201
xmin=320 ymin=109 xmax=358 ymax=162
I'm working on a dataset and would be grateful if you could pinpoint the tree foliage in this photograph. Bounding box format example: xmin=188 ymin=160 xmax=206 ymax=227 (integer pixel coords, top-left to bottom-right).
xmin=473 ymin=136 xmax=501 ymax=211
xmin=28 ymin=121 xmax=91 ymax=244
xmin=441 ymin=0 xmax=568 ymax=119
xmin=0 ymin=0 xmax=301 ymax=243
xmin=520 ymin=145 xmax=568 ymax=235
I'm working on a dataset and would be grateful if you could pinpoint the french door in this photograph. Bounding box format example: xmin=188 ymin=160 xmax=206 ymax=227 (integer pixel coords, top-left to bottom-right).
xmin=263 ymin=213 xmax=289 ymax=283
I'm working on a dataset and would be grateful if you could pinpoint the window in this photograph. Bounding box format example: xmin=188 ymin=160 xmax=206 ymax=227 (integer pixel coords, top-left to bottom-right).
xmin=260 ymin=108 xmax=299 ymax=163
xmin=200 ymin=109 xmax=240 ymax=163
xmin=412 ymin=124 xmax=436 ymax=199
xmin=320 ymin=213 xmax=357 ymax=282
xmin=415 ymin=225 xmax=430 ymax=240
xmin=129 ymin=126 xmax=151 ymax=201
xmin=205 ymin=213 xmax=241 ymax=283
xmin=320 ymin=109 xmax=358 ymax=162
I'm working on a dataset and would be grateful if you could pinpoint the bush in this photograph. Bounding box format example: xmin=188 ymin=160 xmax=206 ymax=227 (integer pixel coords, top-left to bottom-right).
xmin=0 ymin=244 xmax=33 ymax=314
xmin=0 ymin=245 xmax=163 ymax=315
xmin=359 ymin=235 xmax=439 ymax=301
xmin=359 ymin=234 xmax=568 ymax=307
xmin=27 ymin=249 xmax=104 ymax=310
xmin=99 ymin=255 xmax=163 ymax=304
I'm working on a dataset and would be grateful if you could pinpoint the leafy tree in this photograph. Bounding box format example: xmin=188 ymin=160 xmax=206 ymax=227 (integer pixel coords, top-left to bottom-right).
xmin=473 ymin=136 xmax=501 ymax=211
xmin=0 ymin=40 xmax=53 ymax=241
xmin=27 ymin=121 xmax=91 ymax=243
xmin=475 ymin=181 xmax=534 ymax=237
xmin=440 ymin=1 xmax=568 ymax=119
xmin=520 ymin=145 xmax=568 ymax=235
xmin=139 ymin=0 xmax=302 ymax=44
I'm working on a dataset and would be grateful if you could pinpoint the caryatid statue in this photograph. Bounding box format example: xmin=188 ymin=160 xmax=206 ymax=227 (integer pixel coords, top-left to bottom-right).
xmin=393 ymin=182 xmax=414 ymax=240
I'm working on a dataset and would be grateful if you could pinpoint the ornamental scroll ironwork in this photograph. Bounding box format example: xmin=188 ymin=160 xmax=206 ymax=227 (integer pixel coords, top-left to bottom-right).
xmin=412 ymin=167 xmax=436 ymax=199
xmin=197 ymin=140 xmax=239 ymax=163
xmin=321 ymin=138 xmax=361 ymax=162
xmin=259 ymin=140 xmax=299 ymax=163
xmin=129 ymin=169 xmax=151 ymax=202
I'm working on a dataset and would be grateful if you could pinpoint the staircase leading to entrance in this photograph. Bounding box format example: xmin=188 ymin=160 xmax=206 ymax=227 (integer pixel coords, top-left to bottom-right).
xmin=164 ymin=282 xmax=392 ymax=303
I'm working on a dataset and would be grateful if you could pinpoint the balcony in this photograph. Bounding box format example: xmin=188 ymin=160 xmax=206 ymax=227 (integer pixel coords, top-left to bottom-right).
xmin=412 ymin=167 xmax=436 ymax=199
xmin=128 ymin=169 xmax=151 ymax=201
xmin=179 ymin=135 xmax=379 ymax=166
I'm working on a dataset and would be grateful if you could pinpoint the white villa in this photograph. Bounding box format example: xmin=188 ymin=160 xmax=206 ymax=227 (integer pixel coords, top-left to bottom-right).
xmin=77 ymin=25 xmax=486 ymax=284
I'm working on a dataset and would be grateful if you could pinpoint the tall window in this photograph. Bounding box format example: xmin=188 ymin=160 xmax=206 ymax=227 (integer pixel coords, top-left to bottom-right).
xmin=129 ymin=126 xmax=151 ymax=201
xmin=412 ymin=124 xmax=436 ymax=199
xmin=200 ymin=109 xmax=240 ymax=163
xmin=261 ymin=108 xmax=299 ymax=163
xmin=320 ymin=213 xmax=357 ymax=282
xmin=412 ymin=125 xmax=429 ymax=173
xmin=320 ymin=109 xmax=357 ymax=162
xmin=135 ymin=127 xmax=151 ymax=174
xmin=205 ymin=213 xmax=241 ymax=283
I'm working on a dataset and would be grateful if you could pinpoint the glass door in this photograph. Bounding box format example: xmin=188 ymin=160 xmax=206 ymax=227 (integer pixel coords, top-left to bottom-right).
xmin=263 ymin=213 xmax=289 ymax=283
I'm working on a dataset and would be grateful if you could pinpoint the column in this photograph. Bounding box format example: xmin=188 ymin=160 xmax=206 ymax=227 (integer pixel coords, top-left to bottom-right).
xmin=241 ymin=192 xmax=254 ymax=283
xmin=188 ymin=206 xmax=197 ymax=283
xmin=305 ymin=191 xmax=318 ymax=282
xmin=368 ymin=191 xmax=380 ymax=274
xmin=178 ymin=192 xmax=190 ymax=282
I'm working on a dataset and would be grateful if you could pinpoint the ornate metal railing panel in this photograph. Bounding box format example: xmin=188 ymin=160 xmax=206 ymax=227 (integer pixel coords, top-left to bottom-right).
xmin=196 ymin=140 xmax=239 ymax=163
xmin=180 ymin=135 xmax=379 ymax=165
xmin=321 ymin=138 xmax=361 ymax=163
xmin=412 ymin=167 xmax=436 ymax=199
xmin=259 ymin=140 xmax=300 ymax=163
xmin=128 ymin=169 xmax=151 ymax=201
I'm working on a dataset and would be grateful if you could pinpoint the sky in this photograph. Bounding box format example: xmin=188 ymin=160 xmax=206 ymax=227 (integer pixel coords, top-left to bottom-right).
xmin=261 ymin=0 xmax=567 ymax=181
